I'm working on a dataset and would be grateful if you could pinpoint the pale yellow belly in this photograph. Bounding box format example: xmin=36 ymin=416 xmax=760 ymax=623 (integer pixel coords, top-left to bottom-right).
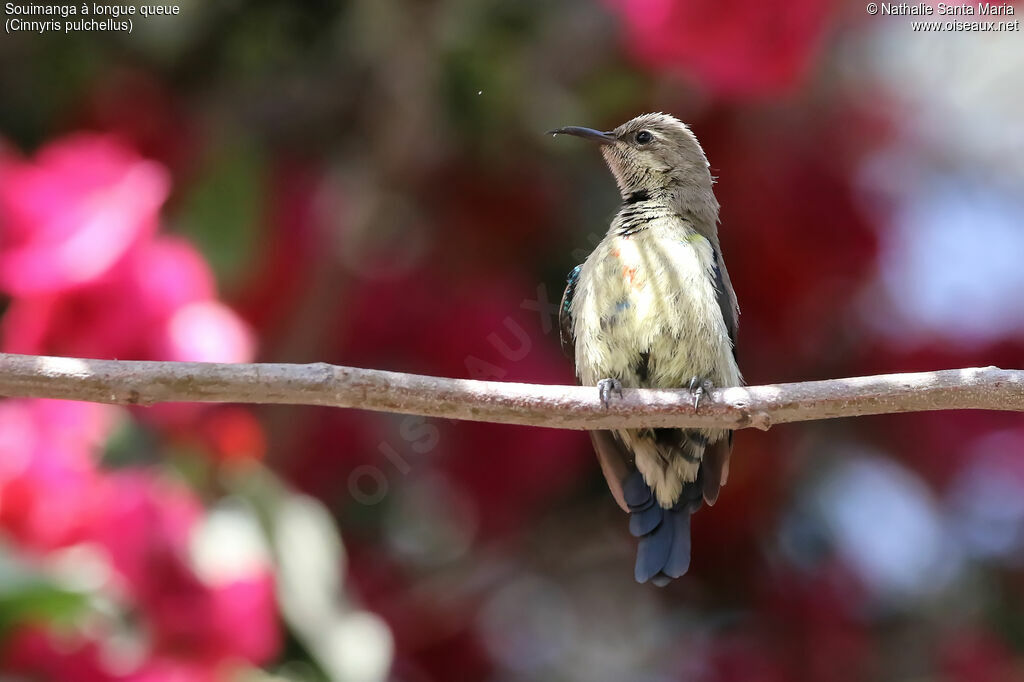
xmin=573 ymin=231 xmax=738 ymax=390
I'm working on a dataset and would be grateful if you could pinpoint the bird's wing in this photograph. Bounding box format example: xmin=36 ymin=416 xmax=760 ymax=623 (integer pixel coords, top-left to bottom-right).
xmin=591 ymin=431 xmax=631 ymax=512
xmin=558 ymin=265 xmax=581 ymax=361
xmin=712 ymin=251 xmax=738 ymax=355
xmin=560 ymin=264 xmax=632 ymax=513
xmin=702 ymin=250 xmax=738 ymax=505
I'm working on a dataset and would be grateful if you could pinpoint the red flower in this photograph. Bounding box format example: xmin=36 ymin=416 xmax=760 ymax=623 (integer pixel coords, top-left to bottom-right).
xmin=192 ymin=407 xmax=267 ymax=463
xmin=2 ymin=627 xmax=111 ymax=682
xmin=605 ymin=0 xmax=835 ymax=97
xmin=695 ymin=114 xmax=878 ymax=380
xmin=0 ymin=135 xmax=168 ymax=296
xmin=2 ymin=627 xmax=260 ymax=682
xmin=305 ymin=267 xmax=590 ymax=533
xmin=76 ymin=70 xmax=198 ymax=175
xmin=939 ymin=627 xmax=1017 ymax=682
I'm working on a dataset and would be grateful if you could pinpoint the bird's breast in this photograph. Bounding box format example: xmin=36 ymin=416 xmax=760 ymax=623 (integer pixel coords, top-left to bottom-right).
xmin=573 ymin=225 xmax=737 ymax=389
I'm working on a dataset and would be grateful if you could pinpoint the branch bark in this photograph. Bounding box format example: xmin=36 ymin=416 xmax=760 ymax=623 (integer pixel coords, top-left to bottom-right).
xmin=0 ymin=352 xmax=1021 ymax=431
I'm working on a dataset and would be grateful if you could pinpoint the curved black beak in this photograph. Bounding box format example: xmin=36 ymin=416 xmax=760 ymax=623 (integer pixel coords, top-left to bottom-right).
xmin=547 ymin=126 xmax=617 ymax=145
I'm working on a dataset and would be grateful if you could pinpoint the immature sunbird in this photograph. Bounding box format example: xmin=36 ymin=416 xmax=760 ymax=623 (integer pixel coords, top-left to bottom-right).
xmin=552 ymin=113 xmax=740 ymax=585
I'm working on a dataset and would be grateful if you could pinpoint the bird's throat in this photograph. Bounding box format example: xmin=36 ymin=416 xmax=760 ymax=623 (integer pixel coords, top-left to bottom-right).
xmin=614 ymin=190 xmax=674 ymax=236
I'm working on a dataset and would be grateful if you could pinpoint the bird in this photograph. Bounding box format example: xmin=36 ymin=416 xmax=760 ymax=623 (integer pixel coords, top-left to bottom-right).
xmin=550 ymin=112 xmax=740 ymax=586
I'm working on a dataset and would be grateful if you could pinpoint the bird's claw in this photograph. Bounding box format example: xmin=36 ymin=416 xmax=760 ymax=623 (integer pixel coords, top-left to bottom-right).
xmin=598 ymin=378 xmax=623 ymax=408
xmin=688 ymin=376 xmax=715 ymax=412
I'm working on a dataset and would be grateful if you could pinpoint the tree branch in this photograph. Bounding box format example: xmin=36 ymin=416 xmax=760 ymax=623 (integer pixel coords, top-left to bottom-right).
xmin=0 ymin=352 xmax=1021 ymax=431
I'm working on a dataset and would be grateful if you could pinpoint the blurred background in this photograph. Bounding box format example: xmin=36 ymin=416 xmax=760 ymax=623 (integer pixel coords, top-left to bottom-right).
xmin=1 ymin=0 xmax=1024 ymax=680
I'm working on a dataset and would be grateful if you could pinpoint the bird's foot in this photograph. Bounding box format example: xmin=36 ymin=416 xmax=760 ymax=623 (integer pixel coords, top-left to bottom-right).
xmin=597 ymin=378 xmax=623 ymax=408
xmin=688 ymin=376 xmax=715 ymax=412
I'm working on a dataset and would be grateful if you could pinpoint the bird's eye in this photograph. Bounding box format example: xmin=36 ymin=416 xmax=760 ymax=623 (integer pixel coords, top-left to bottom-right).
xmin=635 ymin=130 xmax=653 ymax=144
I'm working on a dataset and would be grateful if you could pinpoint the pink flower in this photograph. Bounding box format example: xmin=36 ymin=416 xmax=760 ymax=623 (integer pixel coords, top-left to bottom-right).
xmin=0 ymin=399 xmax=118 ymax=552
xmin=0 ymin=131 xmax=270 ymax=679
xmin=202 ymin=576 xmax=278 ymax=665
xmin=86 ymin=473 xmax=279 ymax=667
xmin=0 ymin=133 xmax=254 ymax=365
xmin=86 ymin=473 xmax=202 ymax=597
xmin=162 ymin=300 xmax=255 ymax=364
xmin=1 ymin=236 xmax=254 ymax=364
xmin=1 ymin=469 xmax=278 ymax=677
xmin=0 ymin=134 xmax=168 ymax=295
xmin=125 ymin=658 xmax=230 ymax=682
xmin=605 ymin=0 xmax=834 ymax=97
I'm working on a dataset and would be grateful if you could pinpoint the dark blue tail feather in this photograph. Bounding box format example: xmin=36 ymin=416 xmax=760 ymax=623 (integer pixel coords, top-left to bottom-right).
xmin=624 ymin=470 xmax=702 ymax=586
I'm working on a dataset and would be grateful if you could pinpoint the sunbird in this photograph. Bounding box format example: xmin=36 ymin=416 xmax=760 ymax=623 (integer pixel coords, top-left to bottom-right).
xmin=551 ymin=113 xmax=740 ymax=586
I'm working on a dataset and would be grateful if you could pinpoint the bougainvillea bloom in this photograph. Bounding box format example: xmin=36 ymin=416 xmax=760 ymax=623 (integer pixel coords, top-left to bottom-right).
xmin=0 ymin=135 xmax=168 ymax=295
xmin=86 ymin=473 xmax=279 ymax=667
xmin=0 ymin=399 xmax=118 ymax=552
xmin=605 ymin=0 xmax=834 ymax=97
xmin=1 ymin=236 xmax=253 ymax=364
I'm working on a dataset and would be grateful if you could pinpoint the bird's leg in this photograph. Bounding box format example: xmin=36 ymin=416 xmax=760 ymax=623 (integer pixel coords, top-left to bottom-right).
xmin=688 ymin=376 xmax=715 ymax=411
xmin=597 ymin=378 xmax=623 ymax=408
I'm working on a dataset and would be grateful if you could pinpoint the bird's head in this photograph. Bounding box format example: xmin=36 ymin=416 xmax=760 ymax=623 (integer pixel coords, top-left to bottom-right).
xmin=549 ymin=113 xmax=714 ymax=201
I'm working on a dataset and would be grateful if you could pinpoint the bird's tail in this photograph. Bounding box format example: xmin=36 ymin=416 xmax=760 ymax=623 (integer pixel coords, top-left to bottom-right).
xmin=623 ymin=469 xmax=703 ymax=586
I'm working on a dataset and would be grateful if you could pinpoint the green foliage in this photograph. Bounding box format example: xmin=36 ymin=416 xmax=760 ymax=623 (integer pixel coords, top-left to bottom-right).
xmin=175 ymin=139 xmax=268 ymax=291
xmin=0 ymin=546 xmax=90 ymax=635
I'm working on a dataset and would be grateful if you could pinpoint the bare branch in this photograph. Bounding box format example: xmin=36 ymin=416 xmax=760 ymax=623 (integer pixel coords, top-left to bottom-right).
xmin=0 ymin=353 xmax=1021 ymax=431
